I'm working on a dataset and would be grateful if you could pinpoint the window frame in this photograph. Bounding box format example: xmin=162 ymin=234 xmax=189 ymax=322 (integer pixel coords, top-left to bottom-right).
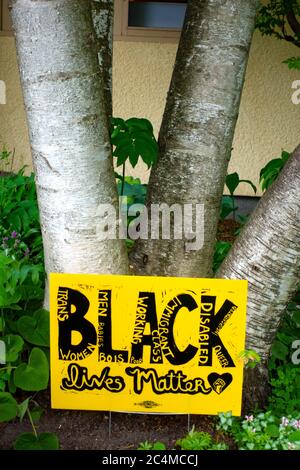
xmin=0 ymin=0 xmax=183 ymax=42
xmin=114 ymin=0 xmax=183 ymax=42
xmin=0 ymin=0 xmax=13 ymax=36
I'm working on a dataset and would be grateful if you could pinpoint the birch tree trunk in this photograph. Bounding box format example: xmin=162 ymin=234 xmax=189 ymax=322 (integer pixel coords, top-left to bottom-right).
xmin=218 ymin=145 xmax=300 ymax=409
xmin=131 ymin=0 xmax=259 ymax=277
xmin=91 ymin=0 xmax=114 ymax=121
xmin=10 ymin=0 xmax=129 ymax=306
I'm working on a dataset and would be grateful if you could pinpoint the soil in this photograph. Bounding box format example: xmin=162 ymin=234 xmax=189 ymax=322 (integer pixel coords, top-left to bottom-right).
xmin=217 ymin=219 xmax=240 ymax=243
xmin=0 ymin=392 xmax=234 ymax=450
xmin=0 ymin=218 xmax=238 ymax=450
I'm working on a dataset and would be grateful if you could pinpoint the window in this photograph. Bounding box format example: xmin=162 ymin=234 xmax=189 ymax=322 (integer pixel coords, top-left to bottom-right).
xmin=114 ymin=0 xmax=187 ymax=42
xmin=0 ymin=0 xmax=12 ymax=36
xmin=0 ymin=0 xmax=186 ymax=42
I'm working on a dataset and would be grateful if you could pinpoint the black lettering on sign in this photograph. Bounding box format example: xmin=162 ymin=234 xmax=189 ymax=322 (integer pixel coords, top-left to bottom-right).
xmin=199 ymin=295 xmax=215 ymax=366
xmin=198 ymin=295 xmax=237 ymax=367
xmin=98 ymin=290 xmax=128 ymax=363
xmin=159 ymin=293 xmax=198 ymax=365
xmin=61 ymin=363 xmax=125 ymax=392
xmin=210 ymin=299 xmax=237 ymax=367
xmin=130 ymin=292 xmax=163 ymax=364
xmin=58 ymin=287 xmax=97 ymax=361
xmin=126 ymin=367 xmax=212 ymax=395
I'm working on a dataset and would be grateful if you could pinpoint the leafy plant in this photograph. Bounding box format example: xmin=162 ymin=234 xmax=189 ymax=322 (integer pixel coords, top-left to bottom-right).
xmin=283 ymin=56 xmax=300 ymax=69
xmin=238 ymin=349 xmax=261 ymax=369
xmin=220 ymin=196 xmax=238 ymax=221
xmin=223 ymin=173 xmax=256 ymax=221
xmin=219 ymin=173 xmax=256 ymax=223
xmin=111 ymin=117 xmax=158 ymax=199
xmin=268 ymin=365 xmax=300 ymax=416
xmin=176 ymin=427 xmax=228 ymax=450
xmin=111 ymin=117 xmax=158 ymax=169
xmin=117 ymin=175 xmax=147 ymax=207
xmin=0 ymin=153 xmax=58 ymax=449
xmin=14 ymin=432 xmax=59 ymax=451
xmin=137 ymin=428 xmax=228 ymax=451
xmin=218 ymin=411 xmax=300 ymax=450
xmin=0 ymin=169 xmax=43 ymax=264
xmin=176 ymin=428 xmax=212 ymax=450
xmin=0 ymin=392 xmax=18 ymax=422
xmin=138 ymin=441 xmax=166 ymax=450
xmin=111 ymin=117 xmax=157 ymax=248
xmin=256 ymin=1 xmax=300 ymax=70
xmin=0 ymin=145 xmax=14 ymax=170
xmin=226 ymin=172 xmax=257 ymax=197
xmin=260 ymin=150 xmax=290 ymax=191
xmin=213 ymin=241 xmax=232 ymax=272
xmin=267 ymin=286 xmax=300 ymax=416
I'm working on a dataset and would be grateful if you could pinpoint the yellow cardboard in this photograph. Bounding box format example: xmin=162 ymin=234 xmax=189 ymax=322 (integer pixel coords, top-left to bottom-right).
xmin=50 ymin=273 xmax=247 ymax=415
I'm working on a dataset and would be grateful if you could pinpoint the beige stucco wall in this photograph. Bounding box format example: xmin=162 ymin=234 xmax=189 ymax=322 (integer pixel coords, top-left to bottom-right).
xmin=0 ymin=36 xmax=31 ymax=173
xmin=0 ymin=31 xmax=299 ymax=195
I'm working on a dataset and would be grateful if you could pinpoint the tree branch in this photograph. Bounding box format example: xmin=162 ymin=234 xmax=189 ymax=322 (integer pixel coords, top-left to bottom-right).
xmin=286 ymin=6 xmax=300 ymax=39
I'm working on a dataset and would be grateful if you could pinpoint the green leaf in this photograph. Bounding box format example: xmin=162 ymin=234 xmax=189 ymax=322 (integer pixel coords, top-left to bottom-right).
xmin=226 ymin=173 xmax=240 ymax=195
xmin=239 ymin=179 xmax=257 ymax=194
xmin=266 ymin=424 xmax=279 ymax=438
xmin=114 ymin=143 xmax=132 ymax=166
xmin=31 ymin=405 xmax=44 ymax=423
xmin=152 ymin=442 xmax=166 ymax=450
xmin=111 ymin=117 xmax=125 ymax=128
xmin=289 ymin=431 xmax=300 ymax=443
xmin=0 ymin=392 xmax=18 ymax=422
xmin=3 ymin=334 xmax=24 ymax=362
xmin=292 ymin=310 xmax=300 ymax=325
xmin=111 ymin=117 xmax=158 ymax=169
xmin=18 ymin=397 xmax=30 ymax=422
xmin=125 ymin=117 xmax=153 ymax=132
xmin=271 ymin=340 xmax=289 ymax=360
xmin=31 ymin=267 xmax=40 ymax=285
xmin=112 ymin=132 xmax=131 ymax=147
xmin=0 ymin=253 xmax=13 ymax=265
xmin=281 ymin=151 xmax=290 ymax=163
xmin=282 ymin=57 xmax=300 ymax=70
xmin=128 ymin=148 xmax=139 ymax=168
xmin=14 ymin=432 xmax=59 ymax=450
xmin=17 ymin=309 xmax=50 ymax=347
xmin=259 ymin=152 xmax=290 ymax=191
xmin=220 ymin=196 xmax=237 ymax=220
xmin=14 ymin=347 xmax=49 ymax=391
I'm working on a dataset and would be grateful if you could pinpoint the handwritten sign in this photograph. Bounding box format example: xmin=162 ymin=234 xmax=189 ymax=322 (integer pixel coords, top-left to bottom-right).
xmin=50 ymin=274 xmax=247 ymax=415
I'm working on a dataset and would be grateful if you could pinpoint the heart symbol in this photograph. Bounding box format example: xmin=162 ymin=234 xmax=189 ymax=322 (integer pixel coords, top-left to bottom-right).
xmin=208 ymin=372 xmax=233 ymax=394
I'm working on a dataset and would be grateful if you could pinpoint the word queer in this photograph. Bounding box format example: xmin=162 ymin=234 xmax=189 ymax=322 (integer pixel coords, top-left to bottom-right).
xmin=58 ymin=287 xmax=236 ymax=368
xmin=96 ymin=198 xmax=204 ymax=251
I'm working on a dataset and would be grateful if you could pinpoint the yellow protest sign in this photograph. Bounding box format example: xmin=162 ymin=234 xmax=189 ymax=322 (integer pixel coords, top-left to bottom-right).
xmin=50 ymin=273 xmax=247 ymax=416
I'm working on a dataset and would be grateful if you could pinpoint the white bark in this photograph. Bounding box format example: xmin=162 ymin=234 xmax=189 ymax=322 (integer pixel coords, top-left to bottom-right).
xmin=218 ymin=145 xmax=300 ymax=362
xmin=131 ymin=0 xmax=259 ymax=278
xmin=10 ymin=0 xmax=129 ymax=300
xmin=91 ymin=0 xmax=113 ymax=121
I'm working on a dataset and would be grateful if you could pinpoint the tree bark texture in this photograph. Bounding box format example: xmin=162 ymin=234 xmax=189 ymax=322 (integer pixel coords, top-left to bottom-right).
xmin=91 ymin=0 xmax=114 ymax=122
xmin=218 ymin=146 xmax=300 ymax=409
xmin=131 ymin=0 xmax=259 ymax=278
xmin=10 ymin=0 xmax=129 ymax=299
xmin=218 ymin=145 xmax=300 ymax=360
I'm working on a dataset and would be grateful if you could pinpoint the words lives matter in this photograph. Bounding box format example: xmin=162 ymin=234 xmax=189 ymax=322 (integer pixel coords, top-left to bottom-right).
xmin=57 ymin=286 xmax=237 ymax=368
